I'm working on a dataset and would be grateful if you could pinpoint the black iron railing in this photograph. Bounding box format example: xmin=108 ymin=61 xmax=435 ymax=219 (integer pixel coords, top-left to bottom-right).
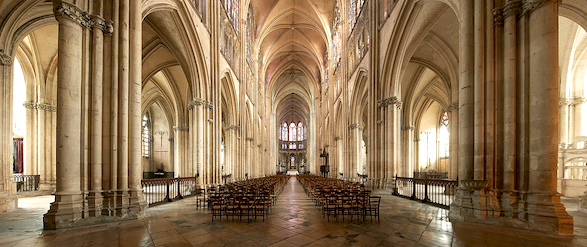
xmin=393 ymin=176 xmax=457 ymax=208
xmin=141 ymin=177 xmax=198 ymax=206
xmin=13 ymin=174 xmax=40 ymax=192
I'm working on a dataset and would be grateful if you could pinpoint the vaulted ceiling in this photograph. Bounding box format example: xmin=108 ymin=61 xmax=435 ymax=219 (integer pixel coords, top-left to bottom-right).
xmin=249 ymin=0 xmax=335 ymax=123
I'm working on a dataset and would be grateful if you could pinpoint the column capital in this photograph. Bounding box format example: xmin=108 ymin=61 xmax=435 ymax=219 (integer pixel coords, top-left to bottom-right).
xmin=348 ymin=123 xmax=363 ymax=130
xmin=173 ymin=126 xmax=189 ymax=132
xmin=0 ymin=49 xmax=12 ymax=66
xmin=559 ymin=98 xmax=573 ymax=106
xmin=401 ymin=125 xmax=414 ymax=131
xmin=572 ymin=97 xmax=587 ymax=105
xmin=38 ymin=103 xmax=57 ymax=112
xmin=377 ymin=96 xmax=402 ymax=109
xmin=447 ymin=102 xmax=459 ymax=112
xmin=334 ymin=136 xmax=342 ymax=141
xmin=23 ymin=101 xmax=37 ymax=109
xmin=90 ymin=15 xmax=114 ymax=35
xmin=246 ymin=137 xmax=254 ymax=142
xmin=53 ymin=2 xmax=92 ymax=29
xmin=494 ymin=0 xmax=561 ymax=24
xmin=224 ymin=125 xmax=240 ymax=131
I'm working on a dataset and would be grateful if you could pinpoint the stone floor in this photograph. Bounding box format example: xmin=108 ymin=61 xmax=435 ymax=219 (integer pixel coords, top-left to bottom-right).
xmin=1 ymin=177 xmax=587 ymax=247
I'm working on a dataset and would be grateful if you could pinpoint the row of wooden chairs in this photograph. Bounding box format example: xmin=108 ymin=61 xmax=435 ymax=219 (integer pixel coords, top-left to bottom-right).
xmin=298 ymin=175 xmax=381 ymax=223
xmin=200 ymin=175 xmax=289 ymax=222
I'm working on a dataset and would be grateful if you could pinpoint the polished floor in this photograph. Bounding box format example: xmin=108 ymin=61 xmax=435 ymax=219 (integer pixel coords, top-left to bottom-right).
xmin=1 ymin=177 xmax=587 ymax=247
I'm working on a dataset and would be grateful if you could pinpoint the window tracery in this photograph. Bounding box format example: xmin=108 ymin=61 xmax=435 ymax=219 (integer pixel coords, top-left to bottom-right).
xmin=332 ymin=1 xmax=341 ymax=70
xmin=142 ymin=114 xmax=150 ymax=158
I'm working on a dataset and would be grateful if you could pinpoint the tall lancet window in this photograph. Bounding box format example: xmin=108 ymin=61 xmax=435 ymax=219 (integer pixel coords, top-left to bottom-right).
xmin=289 ymin=122 xmax=297 ymax=142
xmin=142 ymin=114 xmax=151 ymax=158
xmin=297 ymin=122 xmax=304 ymax=141
xmin=438 ymin=112 xmax=449 ymax=158
xmin=282 ymin=122 xmax=288 ymax=141
xmin=332 ymin=1 xmax=342 ymax=69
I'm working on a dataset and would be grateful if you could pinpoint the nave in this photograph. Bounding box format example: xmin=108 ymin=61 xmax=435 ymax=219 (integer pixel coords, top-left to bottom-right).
xmin=1 ymin=177 xmax=587 ymax=247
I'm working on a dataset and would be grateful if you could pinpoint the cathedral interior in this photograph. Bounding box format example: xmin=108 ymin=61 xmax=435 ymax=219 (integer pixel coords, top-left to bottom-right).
xmin=1 ymin=0 xmax=587 ymax=246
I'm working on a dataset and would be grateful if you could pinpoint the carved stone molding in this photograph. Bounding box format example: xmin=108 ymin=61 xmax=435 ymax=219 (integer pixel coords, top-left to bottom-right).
xmin=23 ymin=101 xmax=37 ymax=109
xmin=224 ymin=125 xmax=240 ymax=131
xmin=37 ymin=103 xmax=57 ymax=112
xmin=572 ymin=97 xmax=587 ymax=105
xmin=377 ymin=96 xmax=402 ymax=109
xmin=172 ymin=126 xmax=189 ymax=132
xmin=0 ymin=49 xmax=12 ymax=66
xmin=154 ymin=131 xmax=168 ymax=135
xmin=188 ymin=99 xmax=206 ymax=110
xmin=246 ymin=137 xmax=254 ymax=142
xmin=494 ymin=0 xmax=561 ymax=25
xmin=90 ymin=15 xmax=113 ymax=35
xmin=348 ymin=123 xmax=363 ymax=130
xmin=560 ymin=97 xmax=586 ymax=106
xmin=401 ymin=125 xmax=414 ymax=131
xmin=559 ymin=98 xmax=573 ymax=106
xmin=447 ymin=102 xmax=459 ymax=112
xmin=334 ymin=136 xmax=342 ymax=141
xmin=53 ymin=2 xmax=92 ymax=29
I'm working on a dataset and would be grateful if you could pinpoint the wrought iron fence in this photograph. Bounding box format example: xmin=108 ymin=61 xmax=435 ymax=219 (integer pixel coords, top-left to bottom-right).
xmin=393 ymin=176 xmax=457 ymax=208
xmin=13 ymin=174 xmax=40 ymax=192
xmin=141 ymin=177 xmax=198 ymax=206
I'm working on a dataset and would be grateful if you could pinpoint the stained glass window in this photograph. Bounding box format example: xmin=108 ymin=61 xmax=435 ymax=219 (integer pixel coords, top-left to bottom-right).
xmin=289 ymin=143 xmax=297 ymax=150
xmin=221 ymin=0 xmax=239 ymax=32
xmin=349 ymin=0 xmax=365 ymax=33
xmin=142 ymin=114 xmax=150 ymax=158
xmin=439 ymin=112 xmax=449 ymax=158
xmin=246 ymin=4 xmax=255 ymax=63
xmin=282 ymin=123 xmax=288 ymax=141
xmin=289 ymin=122 xmax=296 ymax=142
xmin=297 ymin=122 xmax=304 ymax=141
xmin=332 ymin=1 xmax=341 ymax=69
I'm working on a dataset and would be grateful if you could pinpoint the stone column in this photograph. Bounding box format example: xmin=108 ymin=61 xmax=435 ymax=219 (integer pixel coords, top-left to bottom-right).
xmin=87 ymin=14 xmax=106 ymax=217
xmin=44 ymin=1 xmax=86 ymax=229
xmin=0 ymin=45 xmax=17 ymax=213
xmin=116 ymin=0 xmax=130 ymax=216
xmin=449 ymin=0 xmax=475 ymax=222
xmin=196 ymin=102 xmax=204 ymax=184
xmin=526 ymin=0 xmax=573 ymax=235
xmin=128 ymin=0 xmax=146 ymax=215
xmin=23 ymin=101 xmax=37 ymax=176
xmin=458 ymin=0 xmax=475 ymax=181
xmin=502 ymin=0 xmax=519 ymax=217
xmin=473 ymin=0 xmax=486 ymax=181
xmin=559 ymin=99 xmax=571 ymax=145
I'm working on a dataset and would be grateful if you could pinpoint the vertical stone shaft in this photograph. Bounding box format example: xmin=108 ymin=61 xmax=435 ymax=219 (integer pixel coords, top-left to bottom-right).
xmin=526 ymin=0 xmax=573 ymax=235
xmin=117 ymin=0 xmax=129 ymax=214
xmin=89 ymin=15 xmax=105 ymax=216
xmin=503 ymin=1 xmax=517 ymax=193
xmin=44 ymin=2 xmax=84 ymax=229
xmin=528 ymin=0 xmax=559 ymax=195
xmin=128 ymin=0 xmax=145 ymax=213
xmin=459 ymin=0 xmax=475 ymax=181
xmin=474 ymin=0 xmax=485 ymax=180
xmin=197 ymin=104 xmax=204 ymax=183
xmin=109 ymin=0 xmax=120 ymax=205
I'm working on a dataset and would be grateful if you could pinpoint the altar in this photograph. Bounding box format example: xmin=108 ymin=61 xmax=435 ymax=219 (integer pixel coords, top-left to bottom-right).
xmin=286 ymin=170 xmax=299 ymax=176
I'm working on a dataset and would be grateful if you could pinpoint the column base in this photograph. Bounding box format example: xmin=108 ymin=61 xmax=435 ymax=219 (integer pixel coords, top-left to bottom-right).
xmin=43 ymin=192 xmax=83 ymax=230
xmin=128 ymin=189 xmax=147 ymax=217
xmin=450 ymin=188 xmax=574 ymax=235
xmin=86 ymin=191 xmax=103 ymax=217
xmin=39 ymin=181 xmax=56 ymax=194
xmin=113 ymin=190 xmax=130 ymax=217
xmin=0 ymin=191 xmax=18 ymax=213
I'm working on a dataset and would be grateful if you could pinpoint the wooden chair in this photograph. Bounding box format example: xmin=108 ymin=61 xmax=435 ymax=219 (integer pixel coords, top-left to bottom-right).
xmin=365 ymin=196 xmax=381 ymax=222
xmin=210 ymin=196 xmax=225 ymax=221
xmin=323 ymin=196 xmax=338 ymax=222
